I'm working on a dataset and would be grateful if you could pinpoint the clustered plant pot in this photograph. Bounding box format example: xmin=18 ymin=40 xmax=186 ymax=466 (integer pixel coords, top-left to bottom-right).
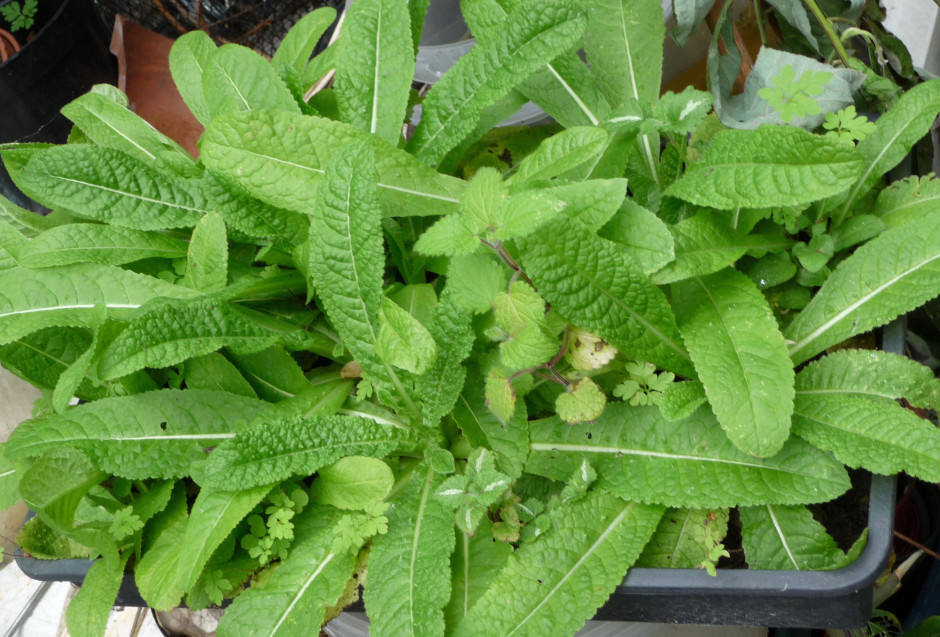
xmin=0 ymin=0 xmax=116 ymax=208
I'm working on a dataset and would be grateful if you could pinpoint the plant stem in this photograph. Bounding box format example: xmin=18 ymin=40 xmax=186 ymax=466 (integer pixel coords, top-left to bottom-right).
xmin=802 ymin=0 xmax=852 ymax=67
xmin=753 ymin=0 xmax=768 ymax=47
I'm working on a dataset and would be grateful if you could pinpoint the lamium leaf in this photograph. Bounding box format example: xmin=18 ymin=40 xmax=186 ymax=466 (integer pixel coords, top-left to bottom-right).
xmin=5 ymin=389 xmax=268 ymax=478
xmin=795 ymin=349 xmax=940 ymax=411
xmin=875 ymin=175 xmax=940 ymax=229
xmin=201 ymin=110 xmax=464 ymax=217
xmin=792 ymin=394 xmax=940 ymax=482
xmin=96 ymin=299 xmax=283 ymax=381
xmin=673 ymin=269 xmax=794 ymax=457
xmin=0 ymin=264 xmax=198 ymax=346
xmin=195 ymin=414 xmax=408 ymax=490
xmin=666 ymin=126 xmax=863 ymax=209
xmin=506 ymin=127 xmax=609 ymax=187
xmin=446 ymin=252 xmax=510 ymax=315
xmin=739 ymin=503 xmax=865 ymax=570
xmin=217 ymin=506 xmax=357 ymax=637
xmin=407 ymin=0 xmax=586 ymax=165
xmin=13 ymin=145 xmax=209 ymax=229
xmin=334 ymin=0 xmax=413 ymax=145
xmin=203 ymin=44 xmax=300 ymax=118
xmin=61 ymin=90 xmax=197 ymax=177
xmin=518 ymin=219 xmax=694 ymax=378
xmin=169 ymin=30 xmax=216 ymax=126
xmin=272 ymin=7 xmax=337 ymax=77
xmin=18 ymin=224 xmax=188 ymax=268
xmin=365 ymin=463 xmax=454 ymax=637
xmin=835 ymin=79 xmax=940 ymax=220
xmin=635 ymin=507 xmax=730 ymax=569
xmin=452 ymin=491 xmax=663 ymax=637
xmin=527 ymin=402 xmax=850 ymax=508
xmin=785 ymin=209 xmax=940 ymax=364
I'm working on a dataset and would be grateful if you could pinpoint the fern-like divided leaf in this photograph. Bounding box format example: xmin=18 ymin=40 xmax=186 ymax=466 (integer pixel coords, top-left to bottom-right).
xmin=194 ymin=414 xmax=409 ymax=490
xmin=5 ymin=390 xmax=268 ymax=479
xmin=0 ymin=264 xmax=198 ymax=346
xmin=365 ymin=464 xmax=454 ymax=637
xmin=527 ymin=402 xmax=850 ymax=508
xmin=452 ymin=491 xmax=663 ymax=637
xmin=792 ymin=394 xmax=940 ymax=482
xmin=785 ymin=208 xmax=940 ymax=364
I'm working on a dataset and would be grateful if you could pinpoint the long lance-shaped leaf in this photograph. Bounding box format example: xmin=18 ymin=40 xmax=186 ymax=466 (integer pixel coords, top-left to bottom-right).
xmin=0 ymin=444 xmax=20 ymax=510
xmin=673 ymin=268 xmax=794 ymax=457
xmin=785 ymin=208 xmax=940 ymax=364
xmin=835 ymin=79 xmax=940 ymax=221
xmin=12 ymin=146 xmax=209 ymax=229
xmin=136 ymin=483 xmax=189 ymax=609
xmin=0 ymin=264 xmax=198 ymax=346
xmin=272 ymin=7 xmax=338 ymax=76
xmin=18 ymin=224 xmax=189 ymax=268
xmin=792 ymin=393 xmax=940 ymax=483
xmin=65 ymin=553 xmax=130 ymax=637
xmin=875 ymin=175 xmax=940 ymax=229
xmin=407 ymin=0 xmax=586 ymax=165
xmin=168 ymin=30 xmax=216 ymax=126
xmin=365 ymin=463 xmax=454 ymax=637
xmin=195 ymin=414 xmax=409 ymax=490
xmin=505 ymin=127 xmax=609 ymax=187
xmin=201 ymin=110 xmax=464 ymax=217
xmin=795 ymin=349 xmax=940 ymax=411
xmin=460 ymin=0 xmax=610 ymax=128
xmin=202 ymin=44 xmax=300 ymax=118
xmin=452 ymin=491 xmax=663 ymax=637
xmin=666 ymin=126 xmax=864 ymax=209
xmin=96 ymin=299 xmax=284 ymax=381
xmin=518 ymin=219 xmax=694 ymax=378
xmin=307 ymin=141 xmax=416 ymax=414
xmin=444 ymin=517 xmax=512 ymax=632
xmin=5 ymin=390 xmax=268 ymax=478
xmin=739 ymin=503 xmax=865 ymax=571
xmin=217 ymin=506 xmax=358 ymax=637
xmin=335 ymin=0 xmax=413 ymax=145
xmin=526 ymin=402 xmax=850 ymax=508
xmin=583 ymin=0 xmax=664 ymax=182
xmin=415 ymin=293 xmax=475 ymax=428
xmin=635 ymin=507 xmax=730 ymax=569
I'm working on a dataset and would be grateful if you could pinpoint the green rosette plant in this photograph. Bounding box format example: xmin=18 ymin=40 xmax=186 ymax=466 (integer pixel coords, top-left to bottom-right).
xmin=1 ymin=1 xmax=940 ymax=636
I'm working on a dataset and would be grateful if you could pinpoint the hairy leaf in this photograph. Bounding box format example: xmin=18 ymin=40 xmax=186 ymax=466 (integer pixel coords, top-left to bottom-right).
xmin=65 ymin=553 xmax=128 ymax=637
xmin=636 ymin=507 xmax=730 ymax=568
xmin=183 ymin=212 xmax=228 ymax=292
xmin=136 ymin=484 xmax=189 ymax=609
xmin=506 ymin=127 xmax=609 ymax=187
xmin=272 ymin=7 xmax=337 ymax=77
xmin=335 ymin=0 xmax=413 ymax=144
xmin=518 ymin=219 xmax=694 ymax=377
xmin=407 ymin=0 xmax=586 ymax=165
xmin=786 ymin=209 xmax=940 ymax=364
xmin=874 ymin=175 xmax=940 ymax=229
xmin=311 ymin=456 xmax=393 ymax=511
xmin=203 ymin=44 xmax=299 ymax=118
xmin=376 ymin=296 xmax=437 ymax=374
xmin=453 ymin=491 xmax=662 ymax=637
xmin=365 ymin=463 xmax=454 ymax=637
xmin=415 ymin=293 xmax=475 ymax=428
xmin=598 ymin=198 xmax=674 ymax=275
xmin=169 ymin=30 xmax=216 ymax=125
xmin=195 ymin=414 xmax=408 ymax=490
xmin=527 ymin=403 xmax=850 ymax=507
xmin=674 ymin=269 xmax=794 ymax=457
xmin=18 ymin=224 xmax=188 ymax=268
xmin=0 ymin=264 xmax=198 ymax=346
xmin=0 ymin=328 xmax=107 ymax=401
xmin=445 ymin=517 xmax=512 ymax=631
xmin=6 ymin=389 xmax=267 ymax=478
xmin=666 ymin=126 xmax=864 ymax=209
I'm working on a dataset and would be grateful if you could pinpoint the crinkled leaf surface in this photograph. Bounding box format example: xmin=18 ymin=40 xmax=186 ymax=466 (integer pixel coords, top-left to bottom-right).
xmin=792 ymin=394 xmax=940 ymax=482
xmin=182 ymin=212 xmax=228 ymax=292
xmin=547 ymin=178 xmax=627 ymax=231
xmin=445 ymin=517 xmax=512 ymax=631
xmin=666 ymin=126 xmax=864 ymax=209
xmin=272 ymin=7 xmax=337 ymax=77
xmin=740 ymin=504 xmax=865 ymax=570
xmin=204 ymin=170 xmax=309 ymax=247
xmin=0 ymin=264 xmax=198 ymax=346
xmin=18 ymin=224 xmax=188 ymax=268
xmin=169 ymin=30 xmax=216 ymax=126
xmin=6 ymin=389 xmax=267 ymax=478
xmin=527 ymin=403 xmax=850 ymax=508
xmin=415 ymin=293 xmax=475 ymax=428
xmin=376 ymin=296 xmax=437 ymax=375
xmin=660 ymin=380 xmax=707 ymax=422
xmin=65 ymin=552 xmax=129 ymax=637
xmin=518 ymin=219 xmax=693 ymax=378
xmin=195 ymin=414 xmax=408 ymax=490
xmin=365 ymin=463 xmax=454 ymax=637
xmin=875 ymin=175 xmax=940 ymax=229
xmin=597 ymin=198 xmax=674 ymax=275
xmin=673 ymin=269 xmax=794 ymax=457
xmin=636 ymin=507 xmax=730 ymax=568
xmin=203 ymin=44 xmax=299 ymax=118
xmin=452 ymin=491 xmax=663 ymax=637
xmin=136 ymin=483 xmax=189 ymax=609
xmin=334 ymin=0 xmax=413 ymax=145
xmin=786 ymin=209 xmax=940 ymax=364
xmin=13 ymin=145 xmax=208 ymax=229
xmin=507 ymin=127 xmax=609 ymax=187
xmin=183 ymin=352 xmax=258 ymax=398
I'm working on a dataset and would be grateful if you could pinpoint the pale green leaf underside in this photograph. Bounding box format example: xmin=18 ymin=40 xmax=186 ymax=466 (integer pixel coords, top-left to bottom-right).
xmin=18 ymin=224 xmax=188 ymax=268
xmin=636 ymin=507 xmax=730 ymax=569
xmin=453 ymin=491 xmax=663 ymax=637
xmin=526 ymin=402 xmax=850 ymax=508
xmin=195 ymin=414 xmax=408 ymax=490
xmin=0 ymin=264 xmax=198 ymax=346
xmin=666 ymin=126 xmax=863 ymax=209
xmin=519 ymin=220 xmax=694 ymax=378
xmin=674 ymin=269 xmax=794 ymax=457
xmin=740 ymin=503 xmax=863 ymax=570
xmin=365 ymin=464 xmax=454 ymax=637
xmin=785 ymin=208 xmax=940 ymax=364
xmin=5 ymin=389 xmax=268 ymax=478
xmin=272 ymin=7 xmax=337 ymax=77
xmin=792 ymin=393 xmax=940 ymax=482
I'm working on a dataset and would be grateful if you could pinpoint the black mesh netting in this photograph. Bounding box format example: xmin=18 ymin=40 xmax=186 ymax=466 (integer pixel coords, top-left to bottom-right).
xmin=93 ymin=0 xmax=342 ymax=56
